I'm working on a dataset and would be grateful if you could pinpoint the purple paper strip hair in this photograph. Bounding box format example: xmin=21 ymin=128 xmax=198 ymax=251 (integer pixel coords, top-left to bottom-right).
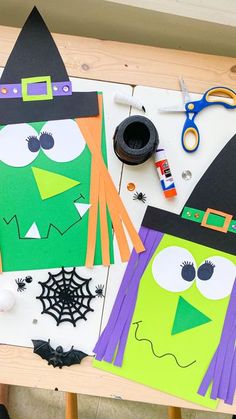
xmin=217 ymin=321 xmax=236 ymax=400
xmin=225 ymin=348 xmax=236 ymax=405
xmin=94 ymin=226 xmax=163 ymax=366
xmin=198 ymin=278 xmax=236 ymax=405
xmin=113 ymin=230 xmax=163 ymax=366
xmin=93 ymin=226 xmax=149 ymax=359
xmin=102 ymin=228 xmax=160 ymax=363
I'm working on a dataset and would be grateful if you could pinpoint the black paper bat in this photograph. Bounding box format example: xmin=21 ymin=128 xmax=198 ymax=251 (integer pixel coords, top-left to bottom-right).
xmin=32 ymin=339 xmax=88 ymax=368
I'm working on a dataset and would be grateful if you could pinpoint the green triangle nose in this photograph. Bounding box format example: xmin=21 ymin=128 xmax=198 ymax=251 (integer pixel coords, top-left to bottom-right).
xmin=32 ymin=167 xmax=80 ymax=200
xmin=171 ymin=296 xmax=211 ymax=335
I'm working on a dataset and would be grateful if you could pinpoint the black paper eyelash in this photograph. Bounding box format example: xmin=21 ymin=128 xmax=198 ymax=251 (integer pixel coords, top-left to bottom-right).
xmin=204 ymin=260 xmax=215 ymax=269
xmin=180 ymin=261 xmax=194 ymax=268
xmin=25 ymin=135 xmax=36 ymax=142
xmin=40 ymin=131 xmax=52 ymax=136
xmin=26 ymin=132 xmax=53 ymax=140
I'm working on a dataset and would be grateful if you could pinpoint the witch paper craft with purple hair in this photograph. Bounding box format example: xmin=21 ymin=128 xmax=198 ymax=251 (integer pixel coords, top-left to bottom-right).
xmin=94 ymin=134 xmax=236 ymax=408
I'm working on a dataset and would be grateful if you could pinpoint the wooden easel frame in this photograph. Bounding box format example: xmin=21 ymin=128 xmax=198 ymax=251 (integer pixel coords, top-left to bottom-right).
xmin=0 ymin=24 xmax=235 ymax=416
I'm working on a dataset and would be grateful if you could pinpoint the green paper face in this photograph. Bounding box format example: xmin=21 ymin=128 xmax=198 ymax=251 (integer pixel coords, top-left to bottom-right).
xmin=95 ymin=234 xmax=236 ymax=408
xmin=0 ymin=106 xmax=113 ymax=271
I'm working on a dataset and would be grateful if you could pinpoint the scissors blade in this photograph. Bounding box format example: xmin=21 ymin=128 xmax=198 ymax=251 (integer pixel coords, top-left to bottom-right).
xmin=179 ymin=78 xmax=191 ymax=105
xmin=158 ymin=105 xmax=185 ymax=113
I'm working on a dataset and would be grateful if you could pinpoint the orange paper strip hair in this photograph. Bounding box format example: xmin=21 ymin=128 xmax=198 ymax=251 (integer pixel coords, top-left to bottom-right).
xmin=76 ymin=95 xmax=145 ymax=267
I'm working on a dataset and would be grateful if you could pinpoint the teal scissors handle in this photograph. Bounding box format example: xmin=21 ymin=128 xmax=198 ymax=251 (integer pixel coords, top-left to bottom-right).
xmin=181 ymin=115 xmax=200 ymax=153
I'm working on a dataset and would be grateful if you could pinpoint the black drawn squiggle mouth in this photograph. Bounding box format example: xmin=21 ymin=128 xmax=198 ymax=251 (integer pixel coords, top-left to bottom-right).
xmin=132 ymin=320 xmax=196 ymax=369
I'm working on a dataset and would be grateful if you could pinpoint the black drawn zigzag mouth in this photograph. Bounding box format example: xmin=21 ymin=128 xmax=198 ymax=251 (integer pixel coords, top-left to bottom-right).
xmin=133 ymin=320 xmax=196 ymax=369
xmin=3 ymin=214 xmax=83 ymax=240
xmin=3 ymin=194 xmax=86 ymax=240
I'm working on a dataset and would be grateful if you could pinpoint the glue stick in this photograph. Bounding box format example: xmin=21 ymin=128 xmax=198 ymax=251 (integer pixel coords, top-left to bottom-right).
xmin=154 ymin=146 xmax=177 ymax=198
xmin=114 ymin=92 xmax=146 ymax=112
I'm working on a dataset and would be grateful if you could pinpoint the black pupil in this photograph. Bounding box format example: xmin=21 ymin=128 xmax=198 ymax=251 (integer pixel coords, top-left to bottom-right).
xmin=28 ymin=136 xmax=40 ymax=153
xmin=27 ymin=133 xmax=54 ymax=153
xmin=197 ymin=263 xmax=214 ymax=281
xmin=40 ymin=133 xmax=54 ymax=150
xmin=181 ymin=263 xmax=195 ymax=282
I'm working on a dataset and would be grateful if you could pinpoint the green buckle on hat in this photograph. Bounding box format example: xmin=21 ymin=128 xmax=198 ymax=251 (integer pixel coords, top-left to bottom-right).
xmin=182 ymin=206 xmax=236 ymax=234
xmin=21 ymin=76 xmax=53 ymax=102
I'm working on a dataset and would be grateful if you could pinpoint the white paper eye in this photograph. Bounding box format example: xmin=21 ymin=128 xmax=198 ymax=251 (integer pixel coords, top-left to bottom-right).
xmin=0 ymin=124 xmax=40 ymax=167
xmin=152 ymin=246 xmax=196 ymax=292
xmin=40 ymin=119 xmax=86 ymax=162
xmin=196 ymin=256 xmax=236 ymax=300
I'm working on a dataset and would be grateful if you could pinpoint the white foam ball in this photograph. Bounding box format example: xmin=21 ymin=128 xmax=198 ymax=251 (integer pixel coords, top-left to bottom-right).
xmin=0 ymin=289 xmax=15 ymax=312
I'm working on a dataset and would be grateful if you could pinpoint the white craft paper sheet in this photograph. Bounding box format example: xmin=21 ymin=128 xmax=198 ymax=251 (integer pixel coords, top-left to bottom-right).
xmin=0 ymin=73 xmax=131 ymax=355
xmin=0 ymin=266 xmax=108 ymax=354
xmin=102 ymin=85 xmax=236 ymax=329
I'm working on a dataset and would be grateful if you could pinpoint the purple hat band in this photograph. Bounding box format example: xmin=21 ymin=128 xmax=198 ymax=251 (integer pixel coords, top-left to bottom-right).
xmin=0 ymin=79 xmax=72 ymax=100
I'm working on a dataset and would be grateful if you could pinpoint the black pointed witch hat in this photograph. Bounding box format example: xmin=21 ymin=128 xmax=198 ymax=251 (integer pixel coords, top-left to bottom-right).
xmin=0 ymin=7 xmax=98 ymax=125
xmin=142 ymin=134 xmax=236 ymax=255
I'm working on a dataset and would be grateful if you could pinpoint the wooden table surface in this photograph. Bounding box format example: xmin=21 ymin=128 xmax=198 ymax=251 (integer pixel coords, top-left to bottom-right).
xmin=0 ymin=24 xmax=235 ymax=415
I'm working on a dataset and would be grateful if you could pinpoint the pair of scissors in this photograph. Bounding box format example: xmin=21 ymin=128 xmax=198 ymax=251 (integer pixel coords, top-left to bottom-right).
xmin=159 ymin=79 xmax=236 ymax=153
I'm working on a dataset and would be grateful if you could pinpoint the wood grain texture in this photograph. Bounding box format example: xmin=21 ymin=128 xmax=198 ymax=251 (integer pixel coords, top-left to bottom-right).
xmin=0 ymin=346 xmax=235 ymax=414
xmin=1 ymin=25 xmax=236 ymax=93
xmin=65 ymin=393 xmax=78 ymax=419
xmin=0 ymin=24 xmax=236 ymax=414
xmin=168 ymin=406 xmax=182 ymax=419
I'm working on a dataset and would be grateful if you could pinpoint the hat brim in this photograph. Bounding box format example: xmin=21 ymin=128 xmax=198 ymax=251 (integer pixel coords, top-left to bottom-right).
xmin=142 ymin=206 xmax=236 ymax=256
xmin=0 ymin=91 xmax=98 ymax=125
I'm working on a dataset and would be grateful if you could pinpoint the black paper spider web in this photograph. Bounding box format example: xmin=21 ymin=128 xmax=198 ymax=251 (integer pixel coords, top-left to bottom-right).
xmin=37 ymin=267 xmax=95 ymax=327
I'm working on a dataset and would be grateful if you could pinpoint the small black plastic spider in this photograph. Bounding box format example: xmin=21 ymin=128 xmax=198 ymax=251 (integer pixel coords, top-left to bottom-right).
xmin=15 ymin=278 xmax=26 ymax=292
xmin=95 ymin=284 xmax=105 ymax=298
xmin=133 ymin=191 xmax=147 ymax=203
xmin=25 ymin=275 xmax=33 ymax=284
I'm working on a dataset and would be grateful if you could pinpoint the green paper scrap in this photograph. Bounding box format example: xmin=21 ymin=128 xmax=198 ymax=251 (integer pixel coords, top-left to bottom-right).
xmin=171 ymin=296 xmax=211 ymax=335
xmin=0 ymin=95 xmax=114 ymax=271
xmin=32 ymin=166 xmax=80 ymax=200
xmin=94 ymin=234 xmax=236 ymax=409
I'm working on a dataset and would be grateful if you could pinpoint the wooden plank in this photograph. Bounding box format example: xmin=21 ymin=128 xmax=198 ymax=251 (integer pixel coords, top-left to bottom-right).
xmin=0 ymin=25 xmax=236 ymax=93
xmin=0 ymin=345 xmax=235 ymax=414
